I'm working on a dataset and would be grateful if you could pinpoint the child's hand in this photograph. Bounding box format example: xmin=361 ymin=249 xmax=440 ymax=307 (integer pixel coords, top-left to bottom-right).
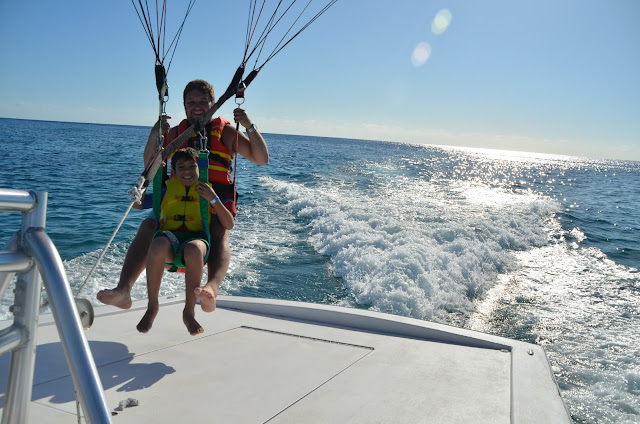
xmin=197 ymin=182 xmax=217 ymax=202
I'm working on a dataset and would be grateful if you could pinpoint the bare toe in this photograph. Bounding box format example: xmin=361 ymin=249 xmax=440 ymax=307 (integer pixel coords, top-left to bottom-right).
xmin=183 ymin=311 xmax=204 ymax=336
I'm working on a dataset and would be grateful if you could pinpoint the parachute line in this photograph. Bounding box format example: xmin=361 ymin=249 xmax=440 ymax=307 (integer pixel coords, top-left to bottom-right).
xmin=131 ymin=0 xmax=197 ymax=71
xmin=242 ymin=0 xmax=339 ymax=71
xmin=131 ymin=0 xmax=159 ymax=63
xmin=245 ymin=0 xmax=268 ymax=64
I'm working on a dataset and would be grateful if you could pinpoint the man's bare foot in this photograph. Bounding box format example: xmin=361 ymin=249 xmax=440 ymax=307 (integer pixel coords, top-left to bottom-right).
xmin=136 ymin=306 xmax=159 ymax=333
xmin=183 ymin=311 xmax=204 ymax=335
xmin=194 ymin=286 xmax=217 ymax=312
xmin=97 ymin=288 xmax=132 ymax=309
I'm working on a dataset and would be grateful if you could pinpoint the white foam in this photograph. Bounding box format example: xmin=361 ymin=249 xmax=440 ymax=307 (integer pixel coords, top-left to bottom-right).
xmin=469 ymin=240 xmax=640 ymax=422
xmin=261 ymin=174 xmax=560 ymax=323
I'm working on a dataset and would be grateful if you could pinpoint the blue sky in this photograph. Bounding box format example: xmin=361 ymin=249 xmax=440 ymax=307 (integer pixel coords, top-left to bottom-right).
xmin=1 ymin=0 xmax=638 ymax=161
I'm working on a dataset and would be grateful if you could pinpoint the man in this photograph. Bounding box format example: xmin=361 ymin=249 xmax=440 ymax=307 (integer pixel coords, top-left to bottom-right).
xmin=97 ymin=79 xmax=268 ymax=312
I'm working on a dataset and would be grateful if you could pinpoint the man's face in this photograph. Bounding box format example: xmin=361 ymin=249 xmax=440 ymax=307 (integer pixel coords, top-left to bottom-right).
xmin=174 ymin=159 xmax=199 ymax=187
xmin=184 ymin=89 xmax=213 ymax=123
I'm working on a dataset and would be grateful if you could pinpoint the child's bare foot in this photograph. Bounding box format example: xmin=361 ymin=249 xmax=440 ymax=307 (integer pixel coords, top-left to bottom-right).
xmin=183 ymin=310 xmax=204 ymax=335
xmin=194 ymin=286 xmax=217 ymax=312
xmin=136 ymin=305 xmax=159 ymax=333
xmin=97 ymin=288 xmax=132 ymax=309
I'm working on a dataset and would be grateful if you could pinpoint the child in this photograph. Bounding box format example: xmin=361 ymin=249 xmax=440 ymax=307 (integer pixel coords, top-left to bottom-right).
xmin=137 ymin=147 xmax=234 ymax=335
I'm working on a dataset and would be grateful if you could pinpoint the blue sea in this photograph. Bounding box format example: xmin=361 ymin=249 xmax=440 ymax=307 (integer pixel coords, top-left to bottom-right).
xmin=1 ymin=117 xmax=639 ymax=423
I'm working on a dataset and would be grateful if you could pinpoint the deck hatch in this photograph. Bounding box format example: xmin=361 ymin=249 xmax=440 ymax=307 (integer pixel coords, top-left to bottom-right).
xmin=4 ymin=324 xmax=373 ymax=423
xmin=240 ymin=325 xmax=375 ymax=350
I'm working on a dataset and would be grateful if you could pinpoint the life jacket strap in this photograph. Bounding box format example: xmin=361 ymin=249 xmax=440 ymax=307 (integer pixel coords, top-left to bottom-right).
xmin=161 ymin=215 xmax=195 ymax=224
xmin=198 ymin=152 xmax=211 ymax=247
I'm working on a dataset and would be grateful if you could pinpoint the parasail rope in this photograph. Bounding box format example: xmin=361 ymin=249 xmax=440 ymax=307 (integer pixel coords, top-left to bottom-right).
xmin=75 ymin=202 xmax=137 ymax=298
xmin=243 ymin=0 xmax=339 ymax=71
xmin=131 ymin=0 xmax=197 ymax=69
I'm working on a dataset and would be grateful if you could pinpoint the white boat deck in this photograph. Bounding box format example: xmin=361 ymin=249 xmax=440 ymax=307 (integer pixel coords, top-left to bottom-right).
xmin=0 ymin=295 xmax=570 ymax=423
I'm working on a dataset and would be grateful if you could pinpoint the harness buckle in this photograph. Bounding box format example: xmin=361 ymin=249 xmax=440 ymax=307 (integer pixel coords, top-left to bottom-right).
xmin=196 ymin=130 xmax=209 ymax=153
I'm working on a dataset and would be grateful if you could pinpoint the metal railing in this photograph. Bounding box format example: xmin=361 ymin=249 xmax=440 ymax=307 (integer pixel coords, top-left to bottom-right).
xmin=0 ymin=189 xmax=111 ymax=423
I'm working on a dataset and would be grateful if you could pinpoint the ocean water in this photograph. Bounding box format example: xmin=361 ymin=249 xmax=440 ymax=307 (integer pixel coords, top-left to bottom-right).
xmin=1 ymin=117 xmax=639 ymax=423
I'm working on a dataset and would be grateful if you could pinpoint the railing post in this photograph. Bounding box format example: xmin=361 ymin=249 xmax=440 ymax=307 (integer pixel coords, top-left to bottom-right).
xmin=24 ymin=228 xmax=112 ymax=423
xmin=2 ymin=191 xmax=44 ymax=424
xmin=0 ymin=190 xmax=112 ymax=423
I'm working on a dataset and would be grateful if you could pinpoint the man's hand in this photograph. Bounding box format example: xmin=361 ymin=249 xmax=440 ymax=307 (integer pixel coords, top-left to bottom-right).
xmin=233 ymin=108 xmax=252 ymax=129
xmin=160 ymin=115 xmax=172 ymax=134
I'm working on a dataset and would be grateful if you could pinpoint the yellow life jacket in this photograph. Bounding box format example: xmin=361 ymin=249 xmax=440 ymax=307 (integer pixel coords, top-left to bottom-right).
xmin=159 ymin=178 xmax=208 ymax=232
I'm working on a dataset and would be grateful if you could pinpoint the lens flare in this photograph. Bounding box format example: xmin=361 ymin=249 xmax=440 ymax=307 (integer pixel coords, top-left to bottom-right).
xmin=411 ymin=41 xmax=432 ymax=67
xmin=432 ymin=9 xmax=452 ymax=35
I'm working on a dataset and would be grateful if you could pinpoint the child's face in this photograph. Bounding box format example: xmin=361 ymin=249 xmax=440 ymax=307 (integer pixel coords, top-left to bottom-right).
xmin=174 ymin=159 xmax=199 ymax=187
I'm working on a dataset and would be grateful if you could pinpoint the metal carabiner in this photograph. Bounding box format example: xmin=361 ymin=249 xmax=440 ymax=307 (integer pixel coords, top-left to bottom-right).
xmin=235 ymin=81 xmax=247 ymax=106
xmin=196 ymin=129 xmax=208 ymax=153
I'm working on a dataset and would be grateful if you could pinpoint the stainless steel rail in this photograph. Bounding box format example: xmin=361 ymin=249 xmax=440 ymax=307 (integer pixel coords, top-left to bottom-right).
xmin=0 ymin=189 xmax=111 ymax=423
